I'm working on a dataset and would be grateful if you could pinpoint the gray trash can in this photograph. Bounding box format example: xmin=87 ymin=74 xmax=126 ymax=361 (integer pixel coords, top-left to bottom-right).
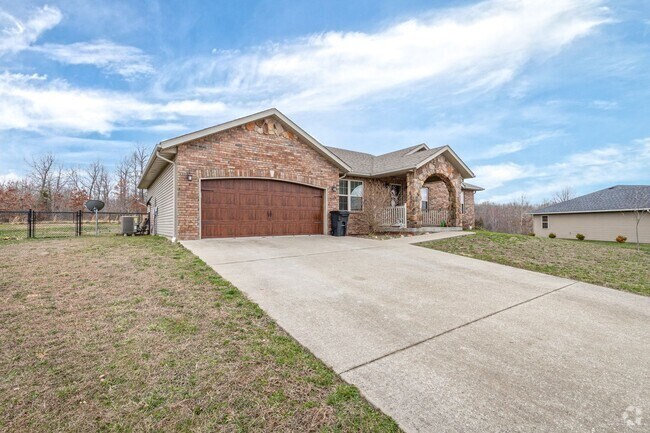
xmin=330 ymin=211 xmax=350 ymax=236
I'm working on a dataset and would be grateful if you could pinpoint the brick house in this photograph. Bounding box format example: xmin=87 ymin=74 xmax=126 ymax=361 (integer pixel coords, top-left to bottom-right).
xmin=138 ymin=108 xmax=483 ymax=240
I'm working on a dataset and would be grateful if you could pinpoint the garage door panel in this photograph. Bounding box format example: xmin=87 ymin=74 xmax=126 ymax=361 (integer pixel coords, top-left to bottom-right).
xmin=201 ymin=179 xmax=323 ymax=238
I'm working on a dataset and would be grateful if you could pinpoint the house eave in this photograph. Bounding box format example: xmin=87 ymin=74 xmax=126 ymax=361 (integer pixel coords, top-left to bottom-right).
xmin=137 ymin=146 xmax=177 ymax=190
xmin=415 ymin=146 xmax=475 ymax=179
xmin=159 ymin=108 xmax=351 ymax=173
xmin=529 ymin=208 xmax=650 ymax=215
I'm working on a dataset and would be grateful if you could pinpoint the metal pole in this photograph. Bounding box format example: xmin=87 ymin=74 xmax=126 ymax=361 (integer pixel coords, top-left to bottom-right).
xmin=27 ymin=209 xmax=32 ymax=238
xmin=94 ymin=208 xmax=99 ymax=236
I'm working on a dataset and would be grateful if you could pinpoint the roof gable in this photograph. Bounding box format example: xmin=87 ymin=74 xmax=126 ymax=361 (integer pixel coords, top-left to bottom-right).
xmin=160 ymin=108 xmax=350 ymax=171
xmin=139 ymin=108 xmax=351 ymax=189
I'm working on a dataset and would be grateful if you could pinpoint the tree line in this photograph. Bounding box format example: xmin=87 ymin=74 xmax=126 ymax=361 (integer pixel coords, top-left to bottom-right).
xmin=475 ymin=187 xmax=575 ymax=234
xmin=0 ymin=145 xmax=150 ymax=212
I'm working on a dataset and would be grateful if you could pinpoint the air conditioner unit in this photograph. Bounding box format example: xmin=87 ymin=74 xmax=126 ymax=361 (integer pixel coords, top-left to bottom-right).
xmin=121 ymin=216 xmax=135 ymax=235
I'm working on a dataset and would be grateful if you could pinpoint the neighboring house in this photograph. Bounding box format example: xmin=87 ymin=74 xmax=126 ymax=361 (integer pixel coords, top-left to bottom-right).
xmin=138 ymin=108 xmax=482 ymax=240
xmin=530 ymin=185 xmax=650 ymax=243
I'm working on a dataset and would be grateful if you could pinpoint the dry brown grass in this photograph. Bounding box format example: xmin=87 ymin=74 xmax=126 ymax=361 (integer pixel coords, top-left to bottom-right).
xmin=0 ymin=237 xmax=399 ymax=432
xmin=419 ymin=230 xmax=650 ymax=296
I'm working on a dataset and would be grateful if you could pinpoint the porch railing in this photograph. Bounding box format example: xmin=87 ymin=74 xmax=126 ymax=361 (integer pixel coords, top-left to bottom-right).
xmin=422 ymin=209 xmax=449 ymax=226
xmin=378 ymin=205 xmax=406 ymax=228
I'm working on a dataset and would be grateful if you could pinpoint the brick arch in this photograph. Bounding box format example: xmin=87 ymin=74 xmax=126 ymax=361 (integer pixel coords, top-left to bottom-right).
xmin=406 ymin=155 xmax=462 ymax=227
xmin=423 ymin=173 xmax=459 ymax=226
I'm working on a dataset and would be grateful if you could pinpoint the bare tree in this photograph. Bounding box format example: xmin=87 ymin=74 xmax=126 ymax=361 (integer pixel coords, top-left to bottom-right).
xmin=475 ymin=198 xmax=536 ymax=234
xmin=358 ymin=180 xmax=391 ymax=233
xmin=114 ymin=157 xmax=132 ymax=211
xmin=130 ymin=143 xmax=149 ymax=203
xmin=553 ymin=187 xmax=575 ymax=204
xmin=630 ymin=188 xmax=650 ymax=251
xmin=27 ymin=152 xmax=55 ymax=211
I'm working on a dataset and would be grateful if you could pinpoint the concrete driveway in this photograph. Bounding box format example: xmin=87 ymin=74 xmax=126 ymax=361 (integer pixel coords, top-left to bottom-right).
xmin=183 ymin=234 xmax=649 ymax=433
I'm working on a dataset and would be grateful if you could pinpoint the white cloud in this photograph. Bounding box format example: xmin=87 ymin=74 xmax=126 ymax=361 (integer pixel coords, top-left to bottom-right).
xmin=481 ymin=138 xmax=650 ymax=203
xmin=591 ymin=99 xmax=619 ymax=110
xmin=33 ymin=39 xmax=154 ymax=78
xmin=156 ymin=0 xmax=611 ymax=111
xmin=0 ymin=5 xmax=61 ymax=55
xmin=0 ymin=72 xmax=228 ymax=134
xmin=473 ymin=162 xmax=530 ymax=190
xmin=478 ymin=131 xmax=562 ymax=159
xmin=0 ymin=172 xmax=21 ymax=183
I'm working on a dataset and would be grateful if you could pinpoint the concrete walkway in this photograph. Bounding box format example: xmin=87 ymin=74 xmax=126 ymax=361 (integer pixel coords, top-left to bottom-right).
xmin=182 ymin=233 xmax=649 ymax=433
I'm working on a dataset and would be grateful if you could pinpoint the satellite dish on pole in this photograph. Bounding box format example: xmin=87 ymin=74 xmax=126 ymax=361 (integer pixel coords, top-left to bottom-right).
xmin=85 ymin=200 xmax=105 ymax=212
xmin=85 ymin=200 xmax=105 ymax=235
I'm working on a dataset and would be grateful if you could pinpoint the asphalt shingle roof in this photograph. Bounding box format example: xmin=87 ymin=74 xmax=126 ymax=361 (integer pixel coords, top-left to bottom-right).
xmin=531 ymin=185 xmax=650 ymax=214
xmin=461 ymin=182 xmax=485 ymax=191
xmin=326 ymin=144 xmax=445 ymax=176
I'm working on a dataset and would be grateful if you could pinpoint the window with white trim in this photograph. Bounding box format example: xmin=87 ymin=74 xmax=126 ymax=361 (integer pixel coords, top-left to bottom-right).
xmin=461 ymin=191 xmax=465 ymax=214
xmin=542 ymin=215 xmax=549 ymax=229
xmin=421 ymin=187 xmax=429 ymax=210
xmin=339 ymin=180 xmax=363 ymax=211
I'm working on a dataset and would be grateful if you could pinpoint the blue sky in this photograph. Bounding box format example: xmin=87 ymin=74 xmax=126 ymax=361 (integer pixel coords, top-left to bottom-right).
xmin=0 ymin=0 xmax=649 ymax=203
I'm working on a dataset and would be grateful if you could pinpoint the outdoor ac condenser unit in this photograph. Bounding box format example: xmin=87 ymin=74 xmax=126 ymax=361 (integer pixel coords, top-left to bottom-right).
xmin=121 ymin=216 xmax=135 ymax=235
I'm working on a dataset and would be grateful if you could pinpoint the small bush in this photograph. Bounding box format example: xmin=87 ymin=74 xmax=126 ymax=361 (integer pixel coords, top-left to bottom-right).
xmin=528 ymin=232 xmax=535 ymax=236
xmin=440 ymin=220 xmax=447 ymax=227
xmin=616 ymin=235 xmax=627 ymax=243
xmin=549 ymin=233 xmax=556 ymax=238
xmin=576 ymin=233 xmax=585 ymax=241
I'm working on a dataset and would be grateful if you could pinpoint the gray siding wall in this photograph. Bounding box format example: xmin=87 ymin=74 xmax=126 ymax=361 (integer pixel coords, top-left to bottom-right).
xmin=533 ymin=212 xmax=650 ymax=243
xmin=147 ymin=163 xmax=175 ymax=238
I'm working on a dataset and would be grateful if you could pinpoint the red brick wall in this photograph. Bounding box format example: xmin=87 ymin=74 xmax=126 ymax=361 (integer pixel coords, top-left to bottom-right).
xmin=173 ymin=117 xmax=340 ymax=240
xmin=345 ymin=176 xmax=407 ymax=235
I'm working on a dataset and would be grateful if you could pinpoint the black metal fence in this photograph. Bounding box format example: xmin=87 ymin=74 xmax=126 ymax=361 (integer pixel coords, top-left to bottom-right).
xmin=0 ymin=210 xmax=149 ymax=240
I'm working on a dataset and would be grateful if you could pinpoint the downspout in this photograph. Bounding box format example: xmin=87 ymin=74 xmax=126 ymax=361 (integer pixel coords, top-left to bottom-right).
xmin=156 ymin=148 xmax=177 ymax=242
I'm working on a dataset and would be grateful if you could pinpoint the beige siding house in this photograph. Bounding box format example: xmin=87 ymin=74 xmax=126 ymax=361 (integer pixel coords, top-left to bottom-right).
xmin=531 ymin=185 xmax=650 ymax=243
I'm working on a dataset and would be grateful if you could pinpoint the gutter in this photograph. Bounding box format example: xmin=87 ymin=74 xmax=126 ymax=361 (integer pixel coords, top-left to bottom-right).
xmin=155 ymin=149 xmax=178 ymax=242
xmin=529 ymin=208 xmax=650 ymax=216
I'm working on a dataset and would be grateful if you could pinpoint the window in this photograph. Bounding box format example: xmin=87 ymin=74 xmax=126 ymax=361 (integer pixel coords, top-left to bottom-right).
xmin=339 ymin=179 xmax=364 ymax=211
xmin=461 ymin=191 xmax=465 ymax=214
xmin=421 ymin=187 xmax=429 ymax=210
xmin=542 ymin=215 xmax=549 ymax=229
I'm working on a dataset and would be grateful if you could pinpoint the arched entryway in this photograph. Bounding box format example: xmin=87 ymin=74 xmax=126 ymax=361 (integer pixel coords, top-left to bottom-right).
xmin=421 ymin=174 xmax=458 ymax=227
xmin=406 ymin=155 xmax=462 ymax=228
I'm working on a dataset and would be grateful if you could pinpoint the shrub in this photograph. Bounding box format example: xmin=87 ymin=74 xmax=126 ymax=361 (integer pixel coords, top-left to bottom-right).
xmin=548 ymin=233 xmax=556 ymax=238
xmin=440 ymin=220 xmax=447 ymax=227
xmin=576 ymin=233 xmax=585 ymax=241
xmin=616 ymin=235 xmax=627 ymax=243
xmin=528 ymin=232 xmax=535 ymax=236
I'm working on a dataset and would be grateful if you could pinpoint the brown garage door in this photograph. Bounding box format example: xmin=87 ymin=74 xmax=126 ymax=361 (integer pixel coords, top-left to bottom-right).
xmin=201 ymin=179 xmax=324 ymax=238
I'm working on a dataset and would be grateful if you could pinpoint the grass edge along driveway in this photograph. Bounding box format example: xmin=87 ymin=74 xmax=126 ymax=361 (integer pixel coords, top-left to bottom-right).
xmin=418 ymin=230 xmax=650 ymax=296
xmin=0 ymin=236 xmax=400 ymax=433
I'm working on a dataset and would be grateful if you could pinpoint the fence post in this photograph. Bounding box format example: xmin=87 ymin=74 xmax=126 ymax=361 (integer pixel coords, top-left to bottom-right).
xmin=78 ymin=210 xmax=83 ymax=236
xmin=27 ymin=209 xmax=32 ymax=238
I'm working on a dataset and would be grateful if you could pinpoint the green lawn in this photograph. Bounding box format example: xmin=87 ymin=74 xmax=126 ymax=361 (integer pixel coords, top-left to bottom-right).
xmin=419 ymin=230 xmax=650 ymax=296
xmin=0 ymin=237 xmax=399 ymax=432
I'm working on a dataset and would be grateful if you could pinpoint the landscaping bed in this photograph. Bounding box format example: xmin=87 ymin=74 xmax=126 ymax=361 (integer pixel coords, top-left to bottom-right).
xmin=418 ymin=231 xmax=650 ymax=296
xmin=0 ymin=237 xmax=399 ymax=432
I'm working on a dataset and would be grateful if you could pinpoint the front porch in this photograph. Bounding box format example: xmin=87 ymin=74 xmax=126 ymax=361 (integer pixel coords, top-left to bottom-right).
xmin=370 ymin=154 xmax=465 ymax=231
xmin=343 ymin=147 xmax=479 ymax=234
xmin=376 ymin=206 xmax=456 ymax=230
